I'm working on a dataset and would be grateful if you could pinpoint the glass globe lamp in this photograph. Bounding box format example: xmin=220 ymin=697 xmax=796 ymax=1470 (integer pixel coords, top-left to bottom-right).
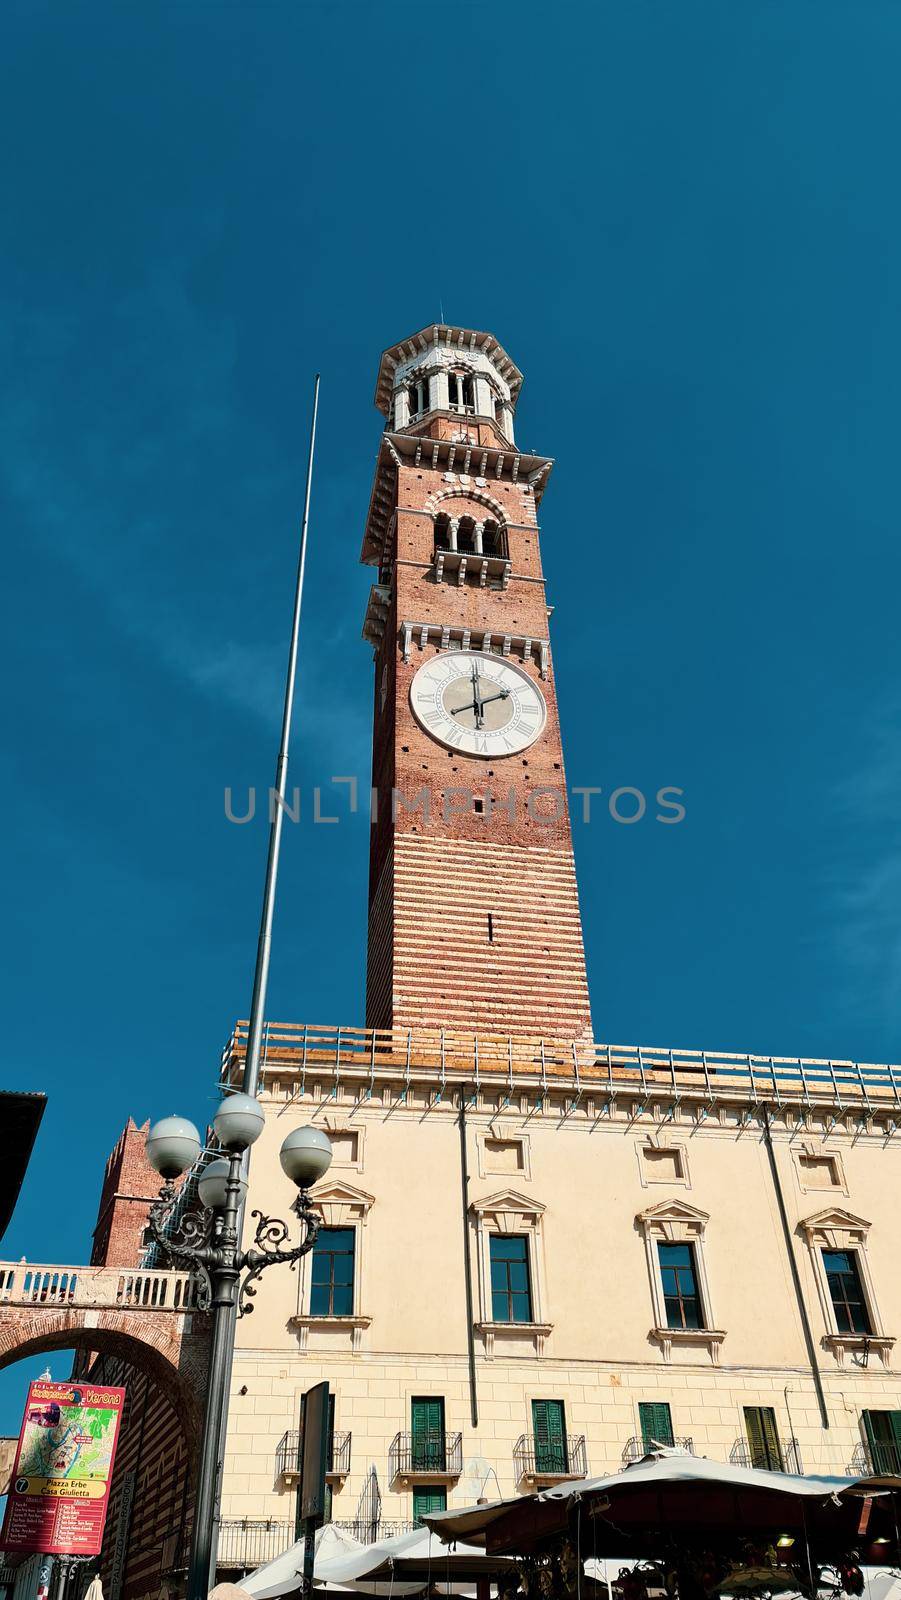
xmin=197 ymin=1157 xmax=249 ymax=1212
xmin=146 ymin=1116 xmax=202 ymax=1179
xmin=279 ymin=1126 xmax=333 ymax=1189
xmin=213 ymin=1092 xmax=265 ymax=1152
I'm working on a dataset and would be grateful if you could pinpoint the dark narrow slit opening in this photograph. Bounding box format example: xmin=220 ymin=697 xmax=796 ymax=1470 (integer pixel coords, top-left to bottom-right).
xmin=487 ymin=912 xmax=494 ymax=943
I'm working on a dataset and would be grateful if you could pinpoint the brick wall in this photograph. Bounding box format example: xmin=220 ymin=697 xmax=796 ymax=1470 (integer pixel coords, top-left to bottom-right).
xmin=364 ymin=432 xmax=593 ymax=1043
xmin=91 ymin=1120 xmax=160 ymax=1268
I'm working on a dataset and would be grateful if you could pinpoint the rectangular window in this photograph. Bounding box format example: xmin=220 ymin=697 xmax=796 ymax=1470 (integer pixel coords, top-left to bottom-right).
xmin=532 ymin=1399 xmax=567 ymax=1475
xmin=641 ymin=1147 xmax=684 ymax=1182
xmin=490 ymin=1235 xmax=533 ymax=1323
xmin=744 ymin=1406 xmax=783 ymax=1471
xmin=484 ymin=1137 xmax=524 ymax=1174
xmin=638 ymin=1401 xmax=674 ymax=1452
xmin=862 ymin=1410 xmax=901 ymax=1475
xmin=657 ymin=1241 xmax=703 ymax=1329
xmin=411 ymin=1397 xmax=446 ymax=1472
xmin=310 ymin=1227 xmax=355 ymax=1316
xmin=328 ymin=1130 xmax=359 ymax=1165
xmin=822 ymin=1249 xmax=871 ymax=1335
xmin=413 ymin=1485 xmax=447 ymax=1526
xmin=798 ymin=1154 xmax=840 ymax=1188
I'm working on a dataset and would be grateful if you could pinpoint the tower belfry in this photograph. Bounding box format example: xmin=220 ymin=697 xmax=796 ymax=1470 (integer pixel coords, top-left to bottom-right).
xmin=361 ymin=325 xmax=593 ymax=1045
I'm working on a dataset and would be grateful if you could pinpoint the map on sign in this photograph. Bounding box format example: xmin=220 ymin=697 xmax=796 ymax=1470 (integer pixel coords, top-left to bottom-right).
xmin=1 ymin=1381 xmax=126 ymax=1558
xmin=16 ymin=1392 xmax=119 ymax=1485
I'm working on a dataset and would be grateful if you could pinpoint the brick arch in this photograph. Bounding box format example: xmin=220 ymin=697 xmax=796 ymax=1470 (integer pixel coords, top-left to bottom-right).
xmin=0 ymin=1307 xmax=204 ymax=1454
xmin=423 ymin=487 xmax=509 ymax=526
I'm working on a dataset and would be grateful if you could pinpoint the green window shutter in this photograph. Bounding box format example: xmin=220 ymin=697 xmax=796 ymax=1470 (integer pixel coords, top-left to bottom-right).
xmin=411 ymin=1398 xmax=445 ymax=1471
xmin=532 ymin=1399 xmax=567 ymax=1474
xmin=744 ymin=1407 xmax=783 ymax=1471
xmin=413 ymin=1486 xmax=447 ymax=1526
xmin=638 ymin=1402 xmax=674 ymax=1451
xmin=863 ymin=1411 xmax=901 ymax=1473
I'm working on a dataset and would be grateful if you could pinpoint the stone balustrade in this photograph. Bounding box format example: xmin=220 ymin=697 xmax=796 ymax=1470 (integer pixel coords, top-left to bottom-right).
xmin=0 ymin=1260 xmax=197 ymax=1312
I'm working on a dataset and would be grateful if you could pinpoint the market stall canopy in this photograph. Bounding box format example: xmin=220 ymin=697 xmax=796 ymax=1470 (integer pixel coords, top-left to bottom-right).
xmin=316 ymin=1524 xmax=517 ymax=1586
xmin=424 ymin=1451 xmax=901 ymax=1560
xmin=241 ymin=1521 xmax=369 ymax=1598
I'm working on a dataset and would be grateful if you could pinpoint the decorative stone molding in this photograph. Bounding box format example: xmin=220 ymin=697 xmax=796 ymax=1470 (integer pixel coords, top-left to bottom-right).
xmin=424 ymin=485 xmax=509 ymax=526
xmin=309 ymin=1180 xmax=374 ymax=1227
xmin=636 ymin=1199 xmax=725 ymax=1364
xmin=289 ymin=1314 xmax=372 ymax=1354
xmin=471 ymin=1188 xmax=544 ymax=1234
xmin=469 ymin=1189 xmax=551 ymax=1358
xmin=792 ymin=1142 xmax=847 ymax=1196
xmin=797 ymin=1207 xmax=893 ymax=1367
xmin=362 ymin=584 xmax=391 ymax=648
xmin=399 ymin=620 xmax=548 ymax=678
xmin=477 ymin=1126 xmax=531 ymax=1182
xmin=474 ymin=1320 xmax=553 ymax=1360
xmin=318 ymin=1120 xmax=366 ymax=1174
xmin=293 ymin=1181 xmax=374 ymax=1349
xmin=635 ymin=1137 xmax=691 ymax=1190
xmin=433 ymin=548 xmax=511 ymax=590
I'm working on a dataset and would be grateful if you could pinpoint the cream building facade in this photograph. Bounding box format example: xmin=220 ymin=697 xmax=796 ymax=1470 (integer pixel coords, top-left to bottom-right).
xmin=218 ymin=1033 xmax=901 ymax=1550
xmin=214 ymin=327 xmax=901 ymax=1564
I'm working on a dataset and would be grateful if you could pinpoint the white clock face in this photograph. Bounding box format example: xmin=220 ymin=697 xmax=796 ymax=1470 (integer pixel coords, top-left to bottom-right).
xmin=409 ymin=650 xmax=547 ymax=757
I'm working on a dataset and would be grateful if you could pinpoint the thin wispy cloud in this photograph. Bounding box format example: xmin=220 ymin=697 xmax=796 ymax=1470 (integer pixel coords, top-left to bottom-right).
xmin=826 ymin=701 xmax=901 ymax=1033
xmin=0 ymin=271 xmax=371 ymax=759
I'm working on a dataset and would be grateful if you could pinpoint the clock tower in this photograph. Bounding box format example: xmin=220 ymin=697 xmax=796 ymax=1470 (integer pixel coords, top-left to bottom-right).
xmin=361 ymin=325 xmax=593 ymax=1046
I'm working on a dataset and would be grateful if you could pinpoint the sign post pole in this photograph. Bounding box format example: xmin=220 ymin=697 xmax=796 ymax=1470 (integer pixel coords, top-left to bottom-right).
xmin=297 ymin=1382 xmax=330 ymax=1600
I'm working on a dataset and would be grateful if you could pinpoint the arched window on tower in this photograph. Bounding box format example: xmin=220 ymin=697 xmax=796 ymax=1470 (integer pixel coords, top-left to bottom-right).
xmin=456 ymin=517 xmax=477 ymax=553
xmin=448 ymin=372 xmax=475 ymax=412
xmin=434 ymin=514 xmax=451 ymax=552
xmin=482 ymin=520 xmax=506 ymax=558
xmin=407 ymin=378 xmax=430 ymax=419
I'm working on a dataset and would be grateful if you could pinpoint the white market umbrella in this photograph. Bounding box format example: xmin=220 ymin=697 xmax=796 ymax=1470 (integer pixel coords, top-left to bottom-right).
xmin=316 ymin=1525 xmax=516 ymax=1587
xmin=425 ymin=1448 xmax=901 ymax=1552
xmin=241 ymin=1521 xmax=370 ymax=1599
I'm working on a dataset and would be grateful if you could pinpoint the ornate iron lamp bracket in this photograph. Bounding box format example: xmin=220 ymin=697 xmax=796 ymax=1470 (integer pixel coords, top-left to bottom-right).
xmin=238 ymin=1190 xmax=323 ymax=1316
xmin=148 ymin=1177 xmax=322 ymax=1318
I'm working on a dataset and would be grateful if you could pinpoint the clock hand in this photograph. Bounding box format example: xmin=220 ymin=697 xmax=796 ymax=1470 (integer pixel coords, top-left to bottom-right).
xmin=448 ymin=685 xmax=510 ymax=719
xmin=470 ymin=661 xmax=485 ymax=728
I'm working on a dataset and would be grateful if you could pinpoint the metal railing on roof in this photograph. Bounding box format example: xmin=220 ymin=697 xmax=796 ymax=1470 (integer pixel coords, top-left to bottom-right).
xmin=220 ymin=1021 xmax=901 ymax=1119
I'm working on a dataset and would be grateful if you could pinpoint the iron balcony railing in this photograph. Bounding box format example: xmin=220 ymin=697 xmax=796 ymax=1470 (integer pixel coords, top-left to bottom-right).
xmin=216 ymin=1518 xmax=415 ymax=1570
xmin=389 ymin=1431 xmax=463 ymax=1479
xmin=730 ymin=1436 xmax=803 ymax=1475
xmin=622 ymin=1436 xmax=694 ymax=1463
xmin=514 ymin=1434 xmax=588 ymax=1481
xmin=217 ymin=1520 xmax=296 ymax=1570
xmin=850 ymin=1439 xmax=901 ymax=1476
xmin=275 ymin=1429 xmax=352 ymax=1481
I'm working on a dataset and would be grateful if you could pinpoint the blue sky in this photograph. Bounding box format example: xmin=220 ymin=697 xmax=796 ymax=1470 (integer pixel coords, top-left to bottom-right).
xmin=2 ymin=1 xmax=901 ymax=1433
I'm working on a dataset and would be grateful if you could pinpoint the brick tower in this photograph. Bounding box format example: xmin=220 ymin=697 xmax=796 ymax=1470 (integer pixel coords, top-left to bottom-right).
xmin=90 ymin=1118 xmax=159 ymax=1267
xmin=361 ymin=325 xmax=593 ymax=1045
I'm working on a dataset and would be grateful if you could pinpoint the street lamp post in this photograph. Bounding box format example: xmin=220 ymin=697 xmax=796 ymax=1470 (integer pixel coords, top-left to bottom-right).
xmin=145 ymin=1095 xmax=332 ymax=1600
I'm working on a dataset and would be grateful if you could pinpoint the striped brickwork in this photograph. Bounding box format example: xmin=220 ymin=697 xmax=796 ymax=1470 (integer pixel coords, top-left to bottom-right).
xmin=387 ymin=834 xmax=592 ymax=1040
xmin=363 ymin=381 xmax=594 ymax=1046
